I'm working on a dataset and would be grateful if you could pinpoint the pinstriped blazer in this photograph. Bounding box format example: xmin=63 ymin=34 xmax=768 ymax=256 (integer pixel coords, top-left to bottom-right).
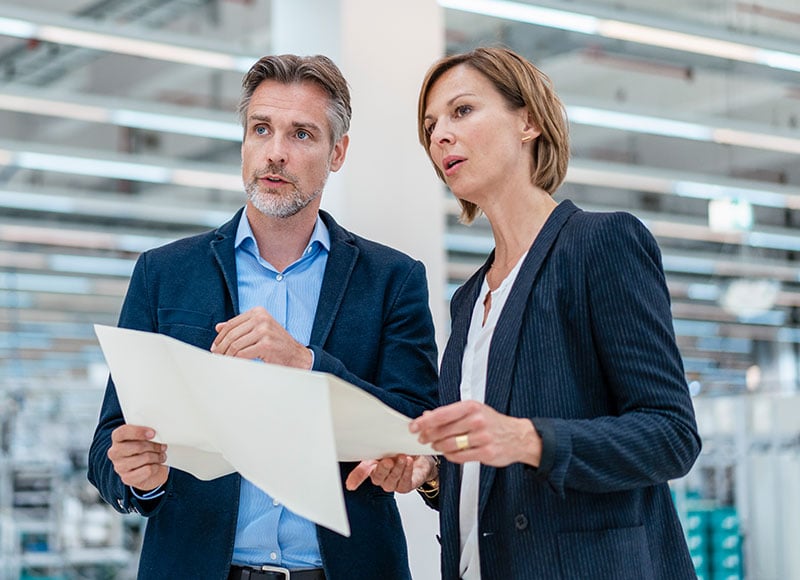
xmin=437 ymin=200 xmax=701 ymax=579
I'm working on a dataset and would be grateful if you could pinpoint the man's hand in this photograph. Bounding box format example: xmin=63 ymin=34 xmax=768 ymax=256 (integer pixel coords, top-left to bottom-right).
xmin=211 ymin=306 xmax=313 ymax=369
xmin=345 ymin=455 xmax=437 ymax=493
xmin=107 ymin=424 xmax=169 ymax=492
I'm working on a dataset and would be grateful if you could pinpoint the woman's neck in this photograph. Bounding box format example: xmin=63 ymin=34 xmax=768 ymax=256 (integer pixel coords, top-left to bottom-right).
xmin=484 ymin=187 xmax=557 ymax=279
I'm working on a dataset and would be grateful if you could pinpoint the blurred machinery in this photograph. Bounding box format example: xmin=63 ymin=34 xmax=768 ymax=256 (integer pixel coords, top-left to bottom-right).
xmin=0 ymin=381 xmax=139 ymax=580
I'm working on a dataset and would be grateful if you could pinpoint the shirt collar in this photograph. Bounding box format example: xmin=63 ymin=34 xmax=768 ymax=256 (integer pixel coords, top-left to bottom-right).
xmin=235 ymin=207 xmax=331 ymax=255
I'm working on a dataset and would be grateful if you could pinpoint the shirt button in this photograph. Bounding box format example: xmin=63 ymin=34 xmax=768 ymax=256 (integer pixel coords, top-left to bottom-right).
xmin=515 ymin=514 xmax=528 ymax=530
xmin=273 ymin=499 xmax=280 ymax=506
xmin=276 ymin=274 xmax=283 ymax=281
xmin=270 ymin=552 xmax=277 ymax=560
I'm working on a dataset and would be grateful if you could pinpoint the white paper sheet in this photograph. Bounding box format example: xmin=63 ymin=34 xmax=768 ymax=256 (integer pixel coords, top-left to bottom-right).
xmin=93 ymin=324 xmax=433 ymax=537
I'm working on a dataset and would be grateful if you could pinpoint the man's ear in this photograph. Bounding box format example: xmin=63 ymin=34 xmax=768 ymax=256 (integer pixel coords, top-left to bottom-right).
xmin=330 ymin=134 xmax=349 ymax=172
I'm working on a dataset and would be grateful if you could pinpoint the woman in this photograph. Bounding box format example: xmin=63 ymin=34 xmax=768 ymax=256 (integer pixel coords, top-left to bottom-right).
xmin=347 ymin=46 xmax=701 ymax=579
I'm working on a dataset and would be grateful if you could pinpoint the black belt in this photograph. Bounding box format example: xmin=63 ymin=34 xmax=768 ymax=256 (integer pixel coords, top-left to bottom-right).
xmin=228 ymin=565 xmax=325 ymax=580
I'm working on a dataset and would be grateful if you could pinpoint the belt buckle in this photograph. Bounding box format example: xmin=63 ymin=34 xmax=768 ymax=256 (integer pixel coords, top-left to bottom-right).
xmin=260 ymin=564 xmax=291 ymax=579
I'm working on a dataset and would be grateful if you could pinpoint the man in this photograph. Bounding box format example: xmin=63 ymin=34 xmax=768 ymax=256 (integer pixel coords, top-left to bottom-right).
xmin=87 ymin=54 xmax=439 ymax=580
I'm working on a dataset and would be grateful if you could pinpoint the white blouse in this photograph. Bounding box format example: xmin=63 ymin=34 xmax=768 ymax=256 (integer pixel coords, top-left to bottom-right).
xmin=458 ymin=252 xmax=528 ymax=580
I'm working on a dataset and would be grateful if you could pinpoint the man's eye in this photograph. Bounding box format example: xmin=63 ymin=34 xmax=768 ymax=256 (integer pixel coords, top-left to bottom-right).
xmin=297 ymin=130 xmax=310 ymax=140
xmin=255 ymin=126 xmax=267 ymax=135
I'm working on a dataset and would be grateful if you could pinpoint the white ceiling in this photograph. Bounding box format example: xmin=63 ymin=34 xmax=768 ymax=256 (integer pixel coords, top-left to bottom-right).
xmin=1 ymin=0 xmax=799 ymax=395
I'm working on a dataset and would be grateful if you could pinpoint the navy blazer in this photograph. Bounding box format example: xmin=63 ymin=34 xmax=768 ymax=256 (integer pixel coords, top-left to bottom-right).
xmin=437 ymin=200 xmax=701 ymax=579
xmin=88 ymin=209 xmax=439 ymax=580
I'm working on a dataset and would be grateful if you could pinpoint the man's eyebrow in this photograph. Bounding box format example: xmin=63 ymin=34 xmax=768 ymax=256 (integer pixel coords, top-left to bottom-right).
xmin=247 ymin=114 xmax=322 ymax=133
xmin=292 ymin=120 xmax=323 ymax=133
xmin=248 ymin=114 xmax=271 ymax=124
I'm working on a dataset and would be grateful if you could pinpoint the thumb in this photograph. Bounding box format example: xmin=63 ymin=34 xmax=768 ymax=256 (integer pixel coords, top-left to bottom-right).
xmin=345 ymin=460 xmax=377 ymax=491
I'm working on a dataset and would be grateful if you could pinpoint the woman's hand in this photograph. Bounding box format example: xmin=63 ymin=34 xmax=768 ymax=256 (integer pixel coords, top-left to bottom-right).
xmin=410 ymin=400 xmax=542 ymax=467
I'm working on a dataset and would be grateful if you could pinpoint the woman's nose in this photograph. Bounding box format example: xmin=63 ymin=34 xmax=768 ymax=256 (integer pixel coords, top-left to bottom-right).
xmin=431 ymin=121 xmax=453 ymax=145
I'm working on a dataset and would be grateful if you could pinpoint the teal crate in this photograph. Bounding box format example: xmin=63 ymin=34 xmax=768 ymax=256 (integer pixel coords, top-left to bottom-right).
xmin=711 ymin=573 xmax=742 ymax=580
xmin=687 ymin=530 xmax=708 ymax=553
xmin=710 ymin=508 xmax=739 ymax=532
xmin=711 ymin=551 xmax=742 ymax=571
xmin=694 ymin=563 xmax=710 ymax=580
xmin=685 ymin=509 xmax=711 ymax=533
xmin=711 ymin=532 xmax=740 ymax=552
xmin=692 ymin=551 xmax=708 ymax=570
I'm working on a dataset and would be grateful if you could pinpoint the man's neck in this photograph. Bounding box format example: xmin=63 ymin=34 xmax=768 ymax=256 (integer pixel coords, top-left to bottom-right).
xmin=245 ymin=202 xmax=320 ymax=272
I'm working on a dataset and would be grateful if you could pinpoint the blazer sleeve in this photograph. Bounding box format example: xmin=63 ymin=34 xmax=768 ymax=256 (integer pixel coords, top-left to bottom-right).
xmin=309 ymin=259 xmax=439 ymax=419
xmin=87 ymin=252 xmax=171 ymax=517
xmin=532 ymin=212 xmax=701 ymax=496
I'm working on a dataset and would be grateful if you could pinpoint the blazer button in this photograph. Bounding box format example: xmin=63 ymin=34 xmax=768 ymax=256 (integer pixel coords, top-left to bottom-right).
xmin=515 ymin=514 xmax=528 ymax=530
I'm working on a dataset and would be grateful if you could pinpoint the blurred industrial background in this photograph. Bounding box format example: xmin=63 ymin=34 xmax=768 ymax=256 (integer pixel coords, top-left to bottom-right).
xmin=1 ymin=0 xmax=799 ymax=578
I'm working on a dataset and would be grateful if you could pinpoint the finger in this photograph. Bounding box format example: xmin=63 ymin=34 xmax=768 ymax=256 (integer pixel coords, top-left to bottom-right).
xmin=431 ymin=424 xmax=492 ymax=454
xmin=229 ymin=339 xmax=273 ymax=361
xmin=123 ymin=463 xmax=169 ymax=490
xmin=111 ymin=424 xmax=156 ymax=443
xmin=345 ymin=460 xmax=376 ymax=491
xmin=370 ymin=457 xmax=400 ymax=484
xmin=108 ymin=440 xmax=166 ymax=463
xmin=380 ymin=456 xmax=410 ymax=491
xmin=212 ymin=317 xmax=239 ymax=351
xmin=418 ymin=415 xmax=479 ymax=449
xmin=411 ymin=401 xmax=478 ymax=439
xmin=112 ymin=449 xmax=167 ymax=475
xmin=212 ymin=309 xmax=261 ymax=352
xmin=213 ymin=317 xmax=256 ymax=355
xmin=442 ymin=448 xmax=483 ymax=464
xmin=395 ymin=458 xmax=416 ymax=492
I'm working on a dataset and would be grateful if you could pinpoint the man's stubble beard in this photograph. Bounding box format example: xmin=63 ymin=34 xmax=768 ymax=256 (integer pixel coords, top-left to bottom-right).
xmin=244 ymin=169 xmax=327 ymax=219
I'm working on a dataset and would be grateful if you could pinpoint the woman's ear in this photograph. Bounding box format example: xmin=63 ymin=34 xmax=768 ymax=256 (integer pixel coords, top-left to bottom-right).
xmin=520 ymin=111 xmax=541 ymax=143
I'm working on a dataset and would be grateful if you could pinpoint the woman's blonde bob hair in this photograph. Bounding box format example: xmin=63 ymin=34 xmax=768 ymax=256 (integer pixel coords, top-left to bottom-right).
xmin=417 ymin=46 xmax=570 ymax=224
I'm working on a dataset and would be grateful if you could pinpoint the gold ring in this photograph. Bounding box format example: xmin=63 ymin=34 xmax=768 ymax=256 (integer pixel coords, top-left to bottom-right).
xmin=455 ymin=434 xmax=470 ymax=451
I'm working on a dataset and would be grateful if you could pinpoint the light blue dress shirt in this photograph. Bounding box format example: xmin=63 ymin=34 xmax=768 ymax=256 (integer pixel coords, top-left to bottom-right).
xmin=231 ymin=208 xmax=329 ymax=568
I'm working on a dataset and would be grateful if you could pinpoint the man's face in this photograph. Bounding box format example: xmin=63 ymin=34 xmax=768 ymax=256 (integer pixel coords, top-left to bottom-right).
xmin=241 ymin=79 xmax=348 ymax=219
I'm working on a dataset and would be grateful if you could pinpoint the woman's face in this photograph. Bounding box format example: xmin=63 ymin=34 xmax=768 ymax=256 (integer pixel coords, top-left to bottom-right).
xmin=422 ymin=64 xmax=536 ymax=206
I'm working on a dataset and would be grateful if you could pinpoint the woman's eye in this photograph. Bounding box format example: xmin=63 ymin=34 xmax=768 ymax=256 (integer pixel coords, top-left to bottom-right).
xmin=455 ymin=104 xmax=472 ymax=117
xmin=424 ymin=122 xmax=435 ymax=136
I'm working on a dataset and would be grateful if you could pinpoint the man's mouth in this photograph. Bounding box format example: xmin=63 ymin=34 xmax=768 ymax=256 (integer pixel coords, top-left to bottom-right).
xmin=259 ymin=174 xmax=289 ymax=185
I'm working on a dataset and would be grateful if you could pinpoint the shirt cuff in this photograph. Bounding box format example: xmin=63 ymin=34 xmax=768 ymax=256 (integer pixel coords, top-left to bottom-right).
xmin=130 ymin=485 xmax=165 ymax=500
xmin=307 ymin=347 xmax=315 ymax=369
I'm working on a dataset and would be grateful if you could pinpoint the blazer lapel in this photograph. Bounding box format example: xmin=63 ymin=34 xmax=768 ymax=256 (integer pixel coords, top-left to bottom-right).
xmin=439 ymin=265 xmax=488 ymax=406
xmin=210 ymin=208 xmax=243 ymax=316
xmin=478 ymin=199 xmax=579 ymax=516
xmin=310 ymin=211 xmax=358 ymax=346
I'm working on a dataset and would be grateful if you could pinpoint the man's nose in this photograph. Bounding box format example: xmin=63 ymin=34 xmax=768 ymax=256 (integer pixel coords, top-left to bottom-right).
xmin=266 ymin=136 xmax=288 ymax=165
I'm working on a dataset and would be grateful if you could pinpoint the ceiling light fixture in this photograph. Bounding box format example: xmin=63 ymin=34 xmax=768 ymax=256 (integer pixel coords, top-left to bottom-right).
xmin=440 ymin=0 xmax=800 ymax=73
xmin=0 ymin=141 xmax=242 ymax=192
xmin=0 ymin=6 xmax=258 ymax=72
xmin=566 ymin=103 xmax=800 ymax=156
xmin=567 ymin=159 xmax=800 ymax=210
xmin=0 ymin=88 xmax=241 ymax=141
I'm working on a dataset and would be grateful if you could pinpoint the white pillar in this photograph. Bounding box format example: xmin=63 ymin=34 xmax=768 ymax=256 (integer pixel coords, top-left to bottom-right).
xmin=272 ymin=2 xmax=445 ymax=579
